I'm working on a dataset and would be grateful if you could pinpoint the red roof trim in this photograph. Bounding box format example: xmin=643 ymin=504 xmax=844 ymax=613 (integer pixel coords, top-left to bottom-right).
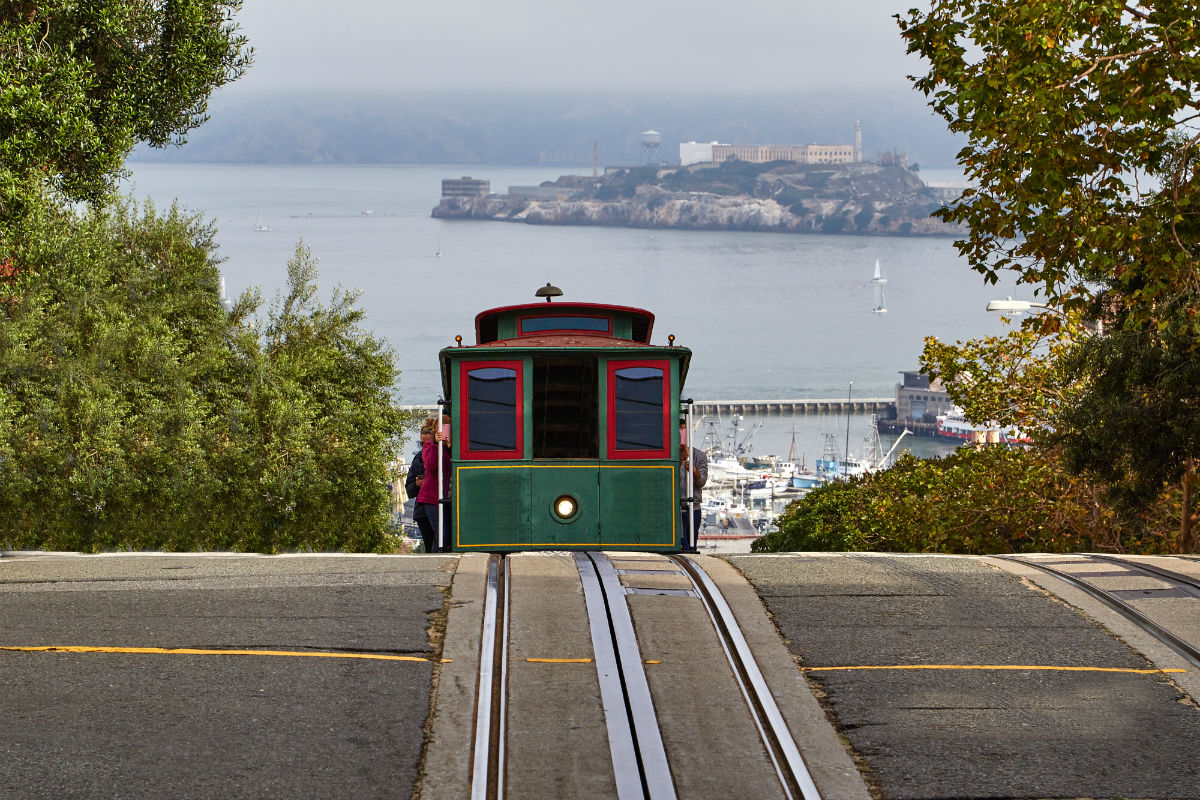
xmin=475 ymin=302 xmax=655 ymax=343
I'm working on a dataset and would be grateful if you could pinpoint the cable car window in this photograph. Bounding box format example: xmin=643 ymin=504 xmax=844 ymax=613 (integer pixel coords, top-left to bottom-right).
xmin=519 ymin=315 xmax=611 ymax=335
xmin=462 ymin=362 xmax=523 ymax=459
xmin=612 ymin=366 xmax=664 ymax=451
xmin=532 ymin=356 xmax=598 ymax=458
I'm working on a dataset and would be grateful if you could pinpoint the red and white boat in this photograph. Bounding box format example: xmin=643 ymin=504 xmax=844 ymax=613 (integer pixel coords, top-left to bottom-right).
xmin=935 ymin=409 xmax=1030 ymax=445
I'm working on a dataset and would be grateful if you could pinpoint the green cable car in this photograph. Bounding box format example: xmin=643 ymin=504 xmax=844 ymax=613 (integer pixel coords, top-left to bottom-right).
xmin=436 ymin=285 xmax=693 ymax=552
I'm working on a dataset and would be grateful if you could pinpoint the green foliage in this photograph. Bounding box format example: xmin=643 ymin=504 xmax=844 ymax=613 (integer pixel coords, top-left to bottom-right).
xmin=1057 ymin=322 xmax=1200 ymax=507
xmin=0 ymin=2 xmax=415 ymax=553
xmin=0 ymin=200 xmax=410 ymax=552
xmin=0 ymin=0 xmax=251 ymax=210
xmin=753 ymin=447 xmax=1179 ymax=555
xmin=898 ymin=2 xmax=1200 ymax=526
xmin=897 ymin=0 xmax=1200 ymax=315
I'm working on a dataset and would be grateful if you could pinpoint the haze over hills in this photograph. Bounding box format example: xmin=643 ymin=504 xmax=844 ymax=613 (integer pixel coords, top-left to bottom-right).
xmin=129 ymin=90 xmax=965 ymax=169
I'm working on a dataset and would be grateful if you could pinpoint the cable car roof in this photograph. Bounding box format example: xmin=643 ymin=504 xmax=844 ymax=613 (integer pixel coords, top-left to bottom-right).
xmin=474 ymin=302 xmax=655 ymax=345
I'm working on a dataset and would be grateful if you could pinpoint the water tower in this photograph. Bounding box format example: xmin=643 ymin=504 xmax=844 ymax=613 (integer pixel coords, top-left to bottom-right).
xmin=641 ymin=130 xmax=661 ymax=165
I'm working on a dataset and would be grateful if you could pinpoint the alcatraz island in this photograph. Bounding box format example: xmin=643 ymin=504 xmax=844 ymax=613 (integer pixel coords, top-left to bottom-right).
xmin=433 ymin=133 xmax=965 ymax=236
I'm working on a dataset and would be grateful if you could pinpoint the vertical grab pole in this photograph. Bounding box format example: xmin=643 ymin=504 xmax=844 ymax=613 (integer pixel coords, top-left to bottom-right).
xmin=437 ymin=399 xmax=445 ymax=552
xmin=686 ymin=400 xmax=696 ymax=551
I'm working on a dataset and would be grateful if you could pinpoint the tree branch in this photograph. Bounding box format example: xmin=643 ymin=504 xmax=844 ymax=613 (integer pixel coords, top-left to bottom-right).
xmin=1054 ymin=45 xmax=1162 ymax=89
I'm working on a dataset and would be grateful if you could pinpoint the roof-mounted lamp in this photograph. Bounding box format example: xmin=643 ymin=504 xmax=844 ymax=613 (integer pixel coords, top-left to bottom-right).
xmin=535 ymin=283 xmax=563 ymax=303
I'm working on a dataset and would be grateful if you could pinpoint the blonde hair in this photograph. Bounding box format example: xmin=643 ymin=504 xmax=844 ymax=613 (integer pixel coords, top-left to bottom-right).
xmin=420 ymin=416 xmax=438 ymax=436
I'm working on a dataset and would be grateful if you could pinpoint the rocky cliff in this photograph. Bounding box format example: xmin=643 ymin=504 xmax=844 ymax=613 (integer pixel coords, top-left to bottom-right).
xmin=433 ymin=162 xmax=963 ymax=236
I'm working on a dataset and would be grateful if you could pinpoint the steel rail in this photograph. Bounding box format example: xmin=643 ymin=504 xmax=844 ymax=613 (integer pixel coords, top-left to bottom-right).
xmin=470 ymin=554 xmax=507 ymax=800
xmin=673 ymin=557 xmax=797 ymax=800
xmin=589 ymin=552 xmax=678 ymax=800
xmin=996 ymin=555 xmax=1200 ymax=672
xmin=498 ymin=553 xmax=510 ymax=800
xmin=1082 ymin=553 xmax=1200 ymax=597
xmin=573 ymin=552 xmax=652 ymax=800
xmin=674 ymin=555 xmax=823 ymax=800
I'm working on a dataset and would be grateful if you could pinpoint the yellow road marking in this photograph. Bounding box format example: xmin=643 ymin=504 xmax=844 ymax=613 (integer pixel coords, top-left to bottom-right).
xmin=645 ymin=660 xmax=662 ymax=664
xmin=525 ymin=657 xmax=593 ymax=663
xmin=1 ymin=645 xmax=450 ymax=663
xmin=802 ymin=664 xmax=1185 ymax=675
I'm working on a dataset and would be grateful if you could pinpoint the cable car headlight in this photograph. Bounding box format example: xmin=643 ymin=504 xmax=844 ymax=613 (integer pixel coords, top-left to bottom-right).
xmin=552 ymin=494 xmax=579 ymax=522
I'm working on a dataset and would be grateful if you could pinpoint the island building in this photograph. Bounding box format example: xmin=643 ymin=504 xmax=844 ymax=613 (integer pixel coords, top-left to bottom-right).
xmin=680 ymin=122 xmax=864 ymax=167
xmin=440 ymin=176 xmax=491 ymax=199
xmin=712 ymin=143 xmax=856 ymax=165
xmin=678 ymin=141 xmax=856 ymax=166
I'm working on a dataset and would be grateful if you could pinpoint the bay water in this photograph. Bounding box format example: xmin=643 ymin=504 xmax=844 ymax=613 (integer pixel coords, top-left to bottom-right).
xmin=121 ymin=163 xmax=1017 ymax=463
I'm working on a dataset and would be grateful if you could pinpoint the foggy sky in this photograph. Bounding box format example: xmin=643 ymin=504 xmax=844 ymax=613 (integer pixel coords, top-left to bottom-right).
xmin=229 ymin=0 xmax=922 ymax=96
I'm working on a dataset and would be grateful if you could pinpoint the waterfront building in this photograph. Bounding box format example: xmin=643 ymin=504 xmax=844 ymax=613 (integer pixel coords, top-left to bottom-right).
xmin=440 ymin=176 xmax=491 ymax=199
xmin=894 ymin=370 xmax=953 ymax=422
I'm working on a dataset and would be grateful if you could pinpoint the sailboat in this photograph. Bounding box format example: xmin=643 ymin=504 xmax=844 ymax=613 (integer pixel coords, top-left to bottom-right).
xmin=253 ymin=209 xmax=270 ymax=232
xmin=871 ymin=259 xmax=887 ymax=313
xmin=873 ymin=285 xmax=887 ymax=313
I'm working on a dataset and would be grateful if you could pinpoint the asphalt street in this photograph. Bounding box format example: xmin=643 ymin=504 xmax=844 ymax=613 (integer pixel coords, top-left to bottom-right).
xmin=0 ymin=553 xmax=455 ymax=800
xmin=728 ymin=553 xmax=1200 ymax=799
xmin=5 ymin=551 xmax=1199 ymax=800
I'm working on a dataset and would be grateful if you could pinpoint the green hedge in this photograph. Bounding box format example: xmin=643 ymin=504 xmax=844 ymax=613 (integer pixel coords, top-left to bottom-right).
xmin=753 ymin=446 xmax=1180 ymax=555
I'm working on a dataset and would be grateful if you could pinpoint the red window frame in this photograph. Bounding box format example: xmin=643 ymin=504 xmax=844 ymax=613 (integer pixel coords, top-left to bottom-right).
xmin=459 ymin=360 xmax=524 ymax=460
xmin=517 ymin=313 xmax=612 ymax=337
xmin=606 ymin=359 xmax=671 ymax=459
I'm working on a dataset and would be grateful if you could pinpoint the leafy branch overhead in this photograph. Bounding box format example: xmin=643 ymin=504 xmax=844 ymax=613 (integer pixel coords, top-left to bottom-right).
xmin=0 ymin=0 xmax=252 ymax=206
xmin=897 ymin=0 xmax=1200 ymax=327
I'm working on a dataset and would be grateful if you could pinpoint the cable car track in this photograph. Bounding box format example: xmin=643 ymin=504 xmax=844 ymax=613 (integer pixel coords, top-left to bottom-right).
xmin=671 ymin=555 xmax=822 ymax=800
xmin=996 ymin=554 xmax=1200 ymax=672
xmin=1082 ymin=553 xmax=1200 ymax=596
xmin=467 ymin=553 xmax=822 ymax=800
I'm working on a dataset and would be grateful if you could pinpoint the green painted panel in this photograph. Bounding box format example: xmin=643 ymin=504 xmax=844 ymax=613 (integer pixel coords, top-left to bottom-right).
xmin=530 ymin=466 xmax=600 ymax=547
xmin=599 ymin=466 xmax=678 ymax=548
xmin=454 ymin=466 xmax=531 ymax=550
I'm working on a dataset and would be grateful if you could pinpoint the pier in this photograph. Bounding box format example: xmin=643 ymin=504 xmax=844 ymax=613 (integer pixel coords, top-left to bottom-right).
xmin=400 ymin=398 xmax=895 ymax=417
xmin=690 ymin=398 xmax=893 ymax=416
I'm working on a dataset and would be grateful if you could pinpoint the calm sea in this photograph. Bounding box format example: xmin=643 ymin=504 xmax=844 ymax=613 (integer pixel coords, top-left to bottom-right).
xmin=120 ymin=163 xmax=1015 ymax=463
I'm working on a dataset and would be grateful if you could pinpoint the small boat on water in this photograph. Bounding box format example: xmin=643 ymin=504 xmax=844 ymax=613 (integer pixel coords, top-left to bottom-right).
xmin=871 ymin=259 xmax=887 ymax=313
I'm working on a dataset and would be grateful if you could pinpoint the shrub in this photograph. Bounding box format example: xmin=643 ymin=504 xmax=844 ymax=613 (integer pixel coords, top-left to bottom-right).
xmin=753 ymin=447 xmax=1180 ymax=555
